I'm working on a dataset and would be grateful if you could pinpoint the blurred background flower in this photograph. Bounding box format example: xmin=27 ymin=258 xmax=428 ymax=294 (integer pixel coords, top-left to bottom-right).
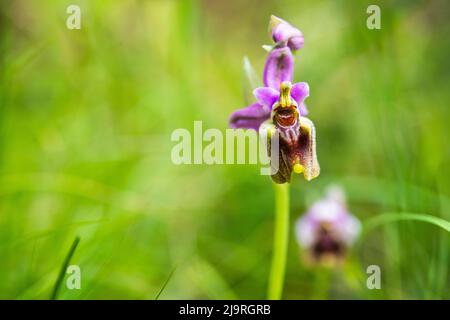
xmin=296 ymin=185 xmax=360 ymax=266
xmin=0 ymin=0 xmax=449 ymax=299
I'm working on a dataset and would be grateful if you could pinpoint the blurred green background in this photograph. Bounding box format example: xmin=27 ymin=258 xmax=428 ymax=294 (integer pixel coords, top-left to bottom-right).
xmin=0 ymin=0 xmax=449 ymax=299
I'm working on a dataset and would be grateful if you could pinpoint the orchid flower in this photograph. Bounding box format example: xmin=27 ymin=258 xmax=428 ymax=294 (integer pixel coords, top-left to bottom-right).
xmin=229 ymin=15 xmax=319 ymax=183
xmin=295 ymin=186 xmax=361 ymax=265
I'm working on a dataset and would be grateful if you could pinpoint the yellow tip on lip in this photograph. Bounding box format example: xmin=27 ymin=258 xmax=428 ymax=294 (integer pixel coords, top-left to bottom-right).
xmin=293 ymin=163 xmax=304 ymax=174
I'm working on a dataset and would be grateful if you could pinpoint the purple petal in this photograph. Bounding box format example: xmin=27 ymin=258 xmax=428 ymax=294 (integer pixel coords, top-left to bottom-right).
xmin=287 ymin=35 xmax=305 ymax=51
xmin=253 ymin=87 xmax=279 ymax=109
xmin=272 ymin=21 xmax=304 ymax=51
xmin=291 ymin=82 xmax=309 ymax=104
xmin=298 ymin=103 xmax=308 ymax=116
xmin=229 ymin=103 xmax=270 ymax=130
xmin=263 ymin=47 xmax=294 ymax=90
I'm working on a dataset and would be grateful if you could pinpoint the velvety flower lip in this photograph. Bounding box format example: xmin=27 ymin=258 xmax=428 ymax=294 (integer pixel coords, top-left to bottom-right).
xmin=265 ymin=114 xmax=319 ymax=183
xmin=262 ymin=81 xmax=319 ymax=183
xmin=269 ymin=15 xmax=304 ymax=51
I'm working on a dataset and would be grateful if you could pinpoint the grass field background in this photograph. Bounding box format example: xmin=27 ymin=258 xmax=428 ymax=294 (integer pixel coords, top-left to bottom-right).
xmin=0 ymin=0 xmax=449 ymax=299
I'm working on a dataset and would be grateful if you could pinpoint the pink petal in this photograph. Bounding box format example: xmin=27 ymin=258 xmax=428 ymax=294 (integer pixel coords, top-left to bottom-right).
xmin=263 ymin=47 xmax=294 ymax=90
xmin=253 ymin=87 xmax=279 ymax=109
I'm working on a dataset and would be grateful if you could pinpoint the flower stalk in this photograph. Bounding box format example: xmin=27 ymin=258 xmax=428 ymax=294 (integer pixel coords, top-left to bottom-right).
xmin=267 ymin=182 xmax=290 ymax=300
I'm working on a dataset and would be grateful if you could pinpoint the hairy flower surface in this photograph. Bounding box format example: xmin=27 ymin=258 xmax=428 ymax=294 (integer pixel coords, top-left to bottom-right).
xmin=295 ymin=186 xmax=361 ymax=265
xmin=260 ymin=81 xmax=319 ymax=182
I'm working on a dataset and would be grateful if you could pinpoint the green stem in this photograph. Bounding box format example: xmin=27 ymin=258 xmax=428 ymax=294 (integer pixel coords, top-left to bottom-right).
xmin=311 ymin=267 xmax=331 ymax=299
xmin=267 ymin=182 xmax=290 ymax=300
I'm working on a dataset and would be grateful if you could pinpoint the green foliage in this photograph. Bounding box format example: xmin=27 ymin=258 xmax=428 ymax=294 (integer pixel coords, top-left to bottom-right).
xmin=0 ymin=0 xmax=449 ymax=299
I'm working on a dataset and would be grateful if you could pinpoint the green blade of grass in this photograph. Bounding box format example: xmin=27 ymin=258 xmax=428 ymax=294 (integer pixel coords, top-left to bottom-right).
xmin=50 ymin=236 xmax=81 ymax=300
xmin=154 ymin=266 xmax=176 ymax=300
xmin=363 ymin=212 xmax=450 ymax=234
